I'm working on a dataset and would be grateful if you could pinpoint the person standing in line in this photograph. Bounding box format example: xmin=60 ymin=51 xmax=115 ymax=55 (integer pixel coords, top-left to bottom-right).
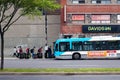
xmin=37 ymin=47 xmax=43 ymax=58
xmin=13 ymin=46 xmax=17 ymax=57
xmin=19 ymin=46 xmax=23 ymax=53
xmin=48 ymin=46 xmax=52 ymax=58
xmin=26 ymin=47 xmax=30 ymax=54
xmin=18 ymin=46 xmax=23 ymax=59
xmin=44 ymin=44 xmax=48 ymax=58
xmin=30 ymin=46 xmax=35 ymax=58
xmin=25 ymin=47 xmax=30 ymax=58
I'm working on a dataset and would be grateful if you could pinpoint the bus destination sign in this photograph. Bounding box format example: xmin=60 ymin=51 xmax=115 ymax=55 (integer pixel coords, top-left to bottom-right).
xmin=82 ymin=25 xmax=120 ymax=33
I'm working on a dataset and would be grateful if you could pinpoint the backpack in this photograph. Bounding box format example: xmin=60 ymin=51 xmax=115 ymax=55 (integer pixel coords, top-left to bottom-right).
xmin=30 ymin=49 xmax=34 ymax=53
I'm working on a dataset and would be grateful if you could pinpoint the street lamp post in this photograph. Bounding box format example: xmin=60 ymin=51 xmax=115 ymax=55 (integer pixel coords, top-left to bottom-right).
xmin=44 ymin=10 xmax=48 ymax=58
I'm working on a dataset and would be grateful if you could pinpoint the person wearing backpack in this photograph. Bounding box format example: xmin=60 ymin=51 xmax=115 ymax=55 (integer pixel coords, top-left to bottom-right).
xmin=18 ymin=46 xmax=23 ymax=59
xmin=37 ymin=47 xmax=43 ymax=58
xmin=30 ymin=46 xmax=35 ymax=59
xmin=25 ymin=47 xmax=30 ymax=59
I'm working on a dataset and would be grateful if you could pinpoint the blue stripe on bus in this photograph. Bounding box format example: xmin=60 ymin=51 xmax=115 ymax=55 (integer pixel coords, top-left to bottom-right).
xmin=56 ymin=38 xmax=91 ymax=43
xmin=54 ymin=52 xmax=64 ymax=56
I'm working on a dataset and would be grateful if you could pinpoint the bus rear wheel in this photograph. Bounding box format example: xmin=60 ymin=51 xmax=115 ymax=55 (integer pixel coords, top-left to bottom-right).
xmin=72 ymin=53 xmax=81 ymax=60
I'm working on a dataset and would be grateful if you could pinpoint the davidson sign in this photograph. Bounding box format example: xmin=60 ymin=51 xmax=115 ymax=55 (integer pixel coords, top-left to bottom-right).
xmin=82 ymin=25 xmax=120 ymax=33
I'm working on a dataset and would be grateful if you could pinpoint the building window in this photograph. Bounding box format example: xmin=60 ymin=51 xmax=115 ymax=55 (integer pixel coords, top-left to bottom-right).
xmin=117 ymin=0 xmax=120 ymax=4
xmin=72 ymin=14 xmax=85 ymax=24
xmin=117 ymin=15 xmax=120 ymax=23
xmin=92 ymin=0 xmax=111 ymax=4
xmin=72 ymin=0 xmax=85 ymax=4
xmin=91 ymin=15 xmax=110 ymax=24
xmin=92 ymin=0 xmax=101 ymax=4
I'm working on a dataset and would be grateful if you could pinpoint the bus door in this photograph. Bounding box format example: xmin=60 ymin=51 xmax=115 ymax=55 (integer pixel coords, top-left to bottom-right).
xmin=54 ymin=43 xmax=59 ymax=57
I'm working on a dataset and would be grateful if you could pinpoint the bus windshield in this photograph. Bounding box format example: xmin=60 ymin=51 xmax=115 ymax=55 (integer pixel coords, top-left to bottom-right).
xmin=59 ymin=42 xmax=70 ymax=52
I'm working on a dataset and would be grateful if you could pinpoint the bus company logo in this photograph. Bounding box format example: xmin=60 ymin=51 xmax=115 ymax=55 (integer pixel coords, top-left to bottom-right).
xmin=87 ymin=51 xmax=107 ymax=57
xmin=107 ymin=50 xmax=117 ymax=57
xmin=107 ymin=50 xmax=116 ymax=53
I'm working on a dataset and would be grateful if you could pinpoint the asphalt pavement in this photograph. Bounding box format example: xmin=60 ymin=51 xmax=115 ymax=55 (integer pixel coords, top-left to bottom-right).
xmin=1 ymin=75 xmax=120 ymax=80
xmin=0 ymin=57 xmax=120 ymax=75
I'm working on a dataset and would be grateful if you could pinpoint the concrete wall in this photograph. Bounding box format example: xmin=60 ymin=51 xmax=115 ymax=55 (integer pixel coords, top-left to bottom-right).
xmin=2 ymin=15 xmax=60 ymax=57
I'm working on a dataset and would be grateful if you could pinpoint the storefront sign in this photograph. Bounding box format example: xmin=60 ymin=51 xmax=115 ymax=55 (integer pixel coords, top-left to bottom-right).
xmin=82 ymin=25 xmax=120 ymax=33
xmin=92 ymin=15 xmax=110 ymax=20
xmin=72 ymin=15 xmax=84 ymax=20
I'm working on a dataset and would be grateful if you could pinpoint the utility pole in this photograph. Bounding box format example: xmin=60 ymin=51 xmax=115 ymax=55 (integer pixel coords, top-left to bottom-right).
xmin=45 ymin=10 xmax=48 ymax=46
xmin=43 ymin=9 xmax=48 ymax=59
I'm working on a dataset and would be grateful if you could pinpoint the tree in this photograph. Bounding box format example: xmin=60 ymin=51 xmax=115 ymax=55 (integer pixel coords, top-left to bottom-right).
xmin=0 ymin=0 xmax=60 ymax=70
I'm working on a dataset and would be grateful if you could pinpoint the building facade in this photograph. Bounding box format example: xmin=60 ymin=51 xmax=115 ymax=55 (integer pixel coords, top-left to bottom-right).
xmin=60 ymin=0 xmax=120 ymax=38
xmin=3 ymin=15 xmax=60 ymax=56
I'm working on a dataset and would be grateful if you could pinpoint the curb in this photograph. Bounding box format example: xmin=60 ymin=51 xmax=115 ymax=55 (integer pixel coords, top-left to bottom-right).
xmin=1 ymin=58 xmax=17 ymax=59
xmin=0 ymin=72 xmax=120 ymax=75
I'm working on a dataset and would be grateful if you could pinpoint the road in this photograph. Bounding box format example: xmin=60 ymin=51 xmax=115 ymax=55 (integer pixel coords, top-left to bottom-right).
xmin=0 ymin=75 xmax=120 ymax=80
xmin=3 ymin=58 xmax=120 ymax=68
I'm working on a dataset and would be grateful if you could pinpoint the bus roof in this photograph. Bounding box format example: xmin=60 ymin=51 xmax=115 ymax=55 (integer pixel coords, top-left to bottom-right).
xmin=55 ymin=36 xmax=120 ymax=43
xmin=55 ymin=38 xmax=90 ymax=43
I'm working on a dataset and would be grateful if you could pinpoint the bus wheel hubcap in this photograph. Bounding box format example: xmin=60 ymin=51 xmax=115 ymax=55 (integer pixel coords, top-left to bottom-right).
xmin=73 ymin=54 xmax=80 ymax=59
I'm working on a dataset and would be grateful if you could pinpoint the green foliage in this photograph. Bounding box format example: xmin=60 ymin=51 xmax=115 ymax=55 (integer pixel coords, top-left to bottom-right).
xmin=0 ymin=0 xmax=61 ymax=21
xmin=21 ymin=0 xmax=60 ymax=17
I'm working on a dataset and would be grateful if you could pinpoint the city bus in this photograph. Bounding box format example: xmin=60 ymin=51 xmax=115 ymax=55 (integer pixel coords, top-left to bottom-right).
xmin=53 ymin=36 xmax=120 ymax=60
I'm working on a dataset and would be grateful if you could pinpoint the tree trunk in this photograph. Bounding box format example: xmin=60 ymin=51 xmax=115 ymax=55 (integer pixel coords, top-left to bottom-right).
xmin=0 ymin=32 xmax=4 ymax=70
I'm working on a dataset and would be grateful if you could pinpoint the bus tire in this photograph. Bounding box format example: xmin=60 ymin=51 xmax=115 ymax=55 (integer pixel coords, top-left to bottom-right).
xmin=72 ymin=53 xmax=81 ymax=60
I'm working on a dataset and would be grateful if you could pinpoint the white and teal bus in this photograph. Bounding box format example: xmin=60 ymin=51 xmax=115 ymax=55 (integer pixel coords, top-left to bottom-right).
xmin=54 ymin=36 xmax=120 ymax=59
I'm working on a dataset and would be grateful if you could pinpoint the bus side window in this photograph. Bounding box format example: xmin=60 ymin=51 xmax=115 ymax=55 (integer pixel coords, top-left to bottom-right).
xmin=100 ymin=41 xmax=107 ymax=50
xmin=118 ymin=41 xmax=120 ymax=49
xmin=108 ymin=41 xmax=119 ymax=50
xmin=83 ymin=41 xmax=94 ymax=51
xmin=72 ymin=42 xmax=82 ymax=51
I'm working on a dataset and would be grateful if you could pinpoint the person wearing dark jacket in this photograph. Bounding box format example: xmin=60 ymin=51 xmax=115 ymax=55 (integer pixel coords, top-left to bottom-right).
xmin=48 ymin=46 xmax=52 ymax=58
xmin=37 ymin=47 xmax=43 ymax=58
xmin=30 ymin=46 xmax=35 ymax=58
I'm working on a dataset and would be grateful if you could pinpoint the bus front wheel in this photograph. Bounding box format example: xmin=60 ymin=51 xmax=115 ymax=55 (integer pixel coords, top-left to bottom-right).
xmin=72 ymin=53 xmax=81 ymax=60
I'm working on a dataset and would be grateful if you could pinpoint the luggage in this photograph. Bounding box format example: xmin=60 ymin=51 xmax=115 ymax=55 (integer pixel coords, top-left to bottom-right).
xmin=37 ymin=53 xmax=43 ymax=58
xmin=25 ymin=53 xmax=31 ymax=59
xmin=19 ymin=53 xmax=24 ymax=59
xmin=33 ymin=54 xmax=38 ymax=59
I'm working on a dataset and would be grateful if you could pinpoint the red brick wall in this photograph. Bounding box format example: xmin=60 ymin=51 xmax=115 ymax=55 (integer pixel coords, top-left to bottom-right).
xmin=61 ymin=25 xmax=82 ymax=34
xmin=67 ymin=5 xmax=120 ymax=13
xmin=61 ymin=0 xmax=120 ymax=34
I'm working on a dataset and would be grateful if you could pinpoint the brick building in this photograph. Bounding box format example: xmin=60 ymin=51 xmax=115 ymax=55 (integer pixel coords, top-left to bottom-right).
xmin=60 ymin=0 xmax=120 ymax=38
